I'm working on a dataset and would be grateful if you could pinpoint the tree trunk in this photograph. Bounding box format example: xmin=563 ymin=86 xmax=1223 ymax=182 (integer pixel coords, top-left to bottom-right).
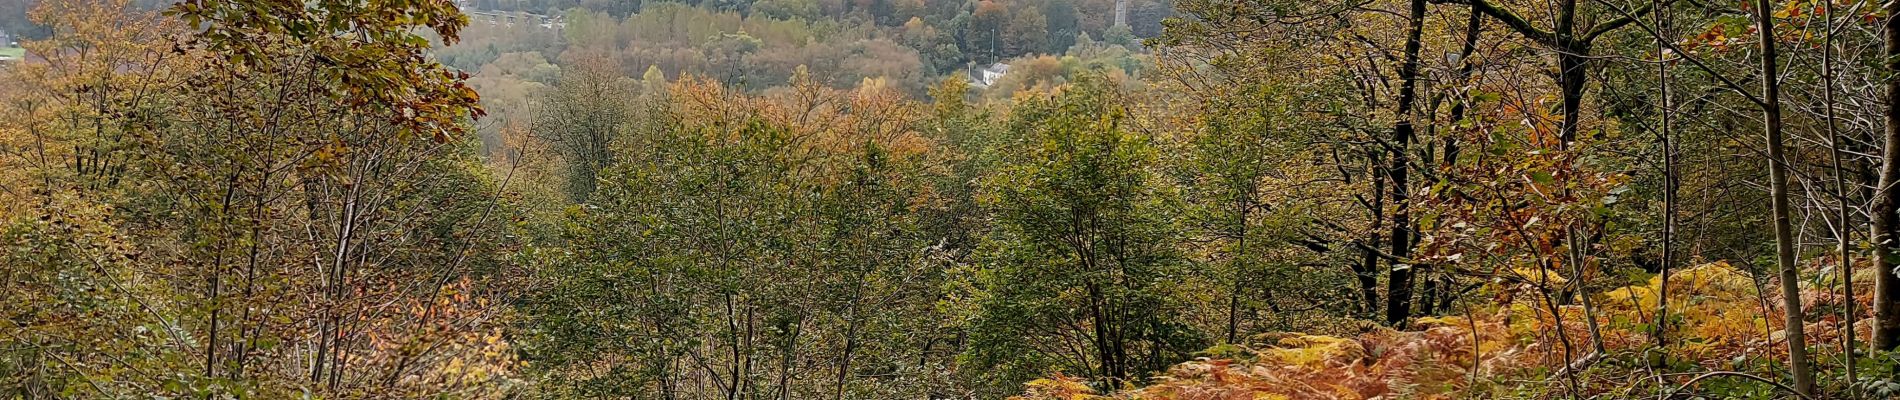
xmin=1383 ymin=0 xmax=1426 ymax=326
xmin=1556 ymin=51 xmax=1586 ymax=146
xmin=1874 ymin=0 xmax=1900 ymax=353
xmin=1653 ymin=0 xmax=1676 ymax=350
xmin=1361 ymin=155 xmax=1387 ymax=318
xmin=1554 ymin=0 xmax=1583 ymax=147
xmin=1227 ymin=197 xmax=1250 ymax=343
xmin=1821 ymin=0 xmax=1857 ymax=389
xmin=1442 ymin=10 xmax=1482 ymax=167
xmin=1754 ymin=0 xmax=1813 ymax=393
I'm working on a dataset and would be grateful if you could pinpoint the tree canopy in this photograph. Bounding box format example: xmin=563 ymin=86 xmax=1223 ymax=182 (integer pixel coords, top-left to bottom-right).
xmin=12 ymin=0 xmax=1900 ymax=398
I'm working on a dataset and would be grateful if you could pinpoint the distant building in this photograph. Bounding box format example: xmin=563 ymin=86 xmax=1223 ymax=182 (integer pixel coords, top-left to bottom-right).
xmin=1 ymin=28 xmax=16 ymax=65
xmin=970 ymin=62 xmax=1010 ymax=88
xmin=462 ymin=8 xmax=564 ymax=32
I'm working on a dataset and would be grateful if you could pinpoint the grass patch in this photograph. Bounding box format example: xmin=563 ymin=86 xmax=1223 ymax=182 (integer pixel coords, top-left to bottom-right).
xmin=0 ymin=47 xmax=25 ymax=59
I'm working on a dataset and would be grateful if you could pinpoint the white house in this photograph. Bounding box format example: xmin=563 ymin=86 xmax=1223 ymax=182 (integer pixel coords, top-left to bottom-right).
xmin=970 ymin=62 xmax=1010 ymax=88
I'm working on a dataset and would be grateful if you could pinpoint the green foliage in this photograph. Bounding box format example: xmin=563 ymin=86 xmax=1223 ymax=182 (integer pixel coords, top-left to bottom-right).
xmin=20 ymin=0 xmax=1900 ymax=398
xmin=0 ymin=196 xmax=184 ymax=398
xmin=534 ymin=57 xmax=640 ymax=202
xmin=960 ymin=78 xmax=1202 ymax=393
xmin=2 ymin=0 xmax=518 ymax=398
xmin=1174 ymin=82 xmax=1362 ymax=341
xmin=436 ymin=0 xmax=1172 ymax=99
xmin=519 ymin=78 xmax=961 ymax=399
xmin=168 ymin=0 xmax=484 ymax=141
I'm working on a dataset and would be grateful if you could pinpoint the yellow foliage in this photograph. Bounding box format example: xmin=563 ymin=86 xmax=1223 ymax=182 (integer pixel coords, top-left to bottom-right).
xmin=1012 ymin=373 xmax=1107 ymax=400
xmin=1508 ymin=266 xmax=1568 ymax=286
xmin=1263 ymin=335 xmax=1365 ymax=368
xmin=1595 ymin=261 xmax=1768 ymax=358
xmin=1599 ymin=261 xmax=1757 ymax=312
xmin=1019 ymin=260 xmax=1823 ymax=399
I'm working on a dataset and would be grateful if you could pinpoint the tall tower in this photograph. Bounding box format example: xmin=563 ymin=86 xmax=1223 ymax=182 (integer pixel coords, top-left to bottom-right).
xmin=1113 ymin=0 xmax=1129 ymax=28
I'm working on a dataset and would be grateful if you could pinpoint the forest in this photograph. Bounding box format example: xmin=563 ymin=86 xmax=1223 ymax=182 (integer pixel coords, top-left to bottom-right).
xmin=6 ymin=0 xmax=1900 ymax=398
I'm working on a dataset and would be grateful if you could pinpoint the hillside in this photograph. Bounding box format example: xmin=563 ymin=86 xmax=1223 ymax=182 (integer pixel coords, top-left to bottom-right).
xmin=8 ymin=0 xmax=1900 ymax=399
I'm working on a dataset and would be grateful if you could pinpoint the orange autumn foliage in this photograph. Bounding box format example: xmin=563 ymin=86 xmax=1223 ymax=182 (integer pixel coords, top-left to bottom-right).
xmin=1014 ymin=261 xmax=1868 ymax=399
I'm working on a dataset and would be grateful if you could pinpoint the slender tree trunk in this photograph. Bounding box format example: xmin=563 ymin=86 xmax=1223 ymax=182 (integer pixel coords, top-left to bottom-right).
xmin=1421 ymin=11 xmax=1484 ymax=320
xmin=1754 ymin=1 xmax=1813 ymax=393
xmin=1084 ymin=281 xmax=1116 ymax=384
xmin=741 ymin=305 xmax=757 ymax=399
xmin=204 ymin=172 xmax=243 ymax=395
xmin=1354 ymin=252 xmax=1382 ymax=316
xmin=833 ymin=277 xmax=868 ymax=400
xmin=1444 ymin=8 xmax=1481 ymax=166
xmin=1874 ymin=0 xmax=1900 ymax=353
xmin=1653 ymin=0 xmax=1676 ymax=350
xmin=724 ymin=294 xmax=743 ymax=400
xmin=780 ymin=313 xmax=802 ymax=400
xmin=1569 ymin=225 xmax=1607 ymax=355
xmin=1821 ymin=0 xmax=1857 ymax=391
xmin=1227 ymin=197 xmax=1250 ymax=343
xmin=1362 ymin=155 xmax=1387 ymax=318
xmin=1384 ymin=0 xmax=1426 ymax=326
xmin=1534 ymin=257 xmax=1583 ymax=399
xmin=204 ymin=266 xmax=221 ymax=390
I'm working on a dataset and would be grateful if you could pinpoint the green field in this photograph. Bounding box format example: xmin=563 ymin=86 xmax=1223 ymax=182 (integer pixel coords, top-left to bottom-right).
xmin=0 ymin=47 xmax=24 ymax=59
